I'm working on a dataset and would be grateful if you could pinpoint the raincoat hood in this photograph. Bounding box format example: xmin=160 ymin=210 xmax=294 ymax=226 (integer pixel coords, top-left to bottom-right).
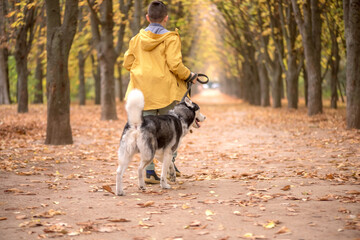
xmin=139 ymin=29 xmax=179 ymax=51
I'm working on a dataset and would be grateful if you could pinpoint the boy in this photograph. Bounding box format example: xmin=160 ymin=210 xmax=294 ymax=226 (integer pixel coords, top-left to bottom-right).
xmin=123 ymin=0 xmax=196 ymax=183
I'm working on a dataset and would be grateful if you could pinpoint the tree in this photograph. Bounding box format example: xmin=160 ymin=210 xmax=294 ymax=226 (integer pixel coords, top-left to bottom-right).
xmin=268 ymin=0 xmax=303 ymax=109
xmin=131 ymin=0 xmax=142 ymax=36
xmin=291 ymin=0 xmax=323 ymax=115
xmin=14 ymin=1 xmax=37 ymax=113
xmin=261 ymin=1 xmax=284 ymax=108
xmin=214 ymin=0 xmax=261 ymax=105
xmin=0 ymin=0 xmax=10 ymax=104
xmin=33 ymin=4 xmax=45 ymax=104
xmin=324 ymin=4 xmax=341 ymax=109
xmin=116 ymin=0 xmax=132 ymax=102
xmin=91 ymin=54 xmax=101 ymax=105
xmin=87 ymin=0 xmax=131 ymax=120
xmin=45 ymin=0 xmax=79 ymax=145
xmin=343 ymin=0 xmax=360 ymax=129
xmin=77 ymin=5 xmax=92 ymax=106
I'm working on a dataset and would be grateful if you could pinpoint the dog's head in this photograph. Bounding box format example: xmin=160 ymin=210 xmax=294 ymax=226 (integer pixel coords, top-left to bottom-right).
xmin=174 ymin=97 xmax=206 ymax=129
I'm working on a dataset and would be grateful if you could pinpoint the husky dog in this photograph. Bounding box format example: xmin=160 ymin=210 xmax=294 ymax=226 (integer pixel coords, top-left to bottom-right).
xmin=116 ymin=89 xmax=206 ymax=196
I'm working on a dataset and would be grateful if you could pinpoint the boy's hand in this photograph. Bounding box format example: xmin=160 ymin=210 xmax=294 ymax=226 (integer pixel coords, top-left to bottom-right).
xmin=190 ymin=72 xmax=198 ymax=84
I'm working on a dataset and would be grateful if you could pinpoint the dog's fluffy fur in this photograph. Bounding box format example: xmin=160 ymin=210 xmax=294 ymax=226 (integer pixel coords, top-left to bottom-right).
xmin=116 ymin=89 xmax=206 ymax=196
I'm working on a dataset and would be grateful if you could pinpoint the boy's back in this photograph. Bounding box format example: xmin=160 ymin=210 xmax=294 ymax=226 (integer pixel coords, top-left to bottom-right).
xmin=123 ymin=1 xmax=191 ymax=111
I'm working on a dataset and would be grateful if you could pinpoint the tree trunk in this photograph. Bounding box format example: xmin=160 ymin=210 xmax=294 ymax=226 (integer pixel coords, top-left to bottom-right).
xmin=16 ymin=60 xmax=29 ymax=112
xmin=117 ymin=61 xmax=124 ymax=101
xmin=33 ymin=5 xmax=45 ymax=104
xmin=303 ymin=63 xmax=308 ymax=107
xmin=33 ymin=38 xmax=44 ymax=104
xmin=131 ymin=0 xmax=142 ymax=36
xmin=258 ymin=57 xmax=270 ymax=107
xmin=286 ymin=54 xmax=299 ymax=109
xmin=99 ymin=0 xmax=117 ymax=120
xmin=78 ymin=50 xmax=86 ymax=105
xmin=292 ymin=0 xmax=323 ymax=115
xmin=0 ymin=0 xmax=10 ymax=104
xmin=271 ymin=55 xmax=282 ymax=108
xmin=343 ymin=0 xmax=360 ymax=129
xmin=99 ymin=53 xmax=117 ymax=119
xmin=0 ymin=47 xmax=10 ymax=104
xmin=330 ymin=38 xmax=339 ymax=109
xmin=88 ymin=0 xmax=118 ymax=119
xmin=14 ymin=2 xmax=36 ymax=113
xmin=91 ymin=54 xmax=101 ymax=105
xmin=45 ymin=0 xmax=78 ymax=145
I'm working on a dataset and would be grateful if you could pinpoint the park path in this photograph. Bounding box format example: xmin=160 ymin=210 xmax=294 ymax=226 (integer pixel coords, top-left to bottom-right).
xmin=0 ymin=89 xmax=359 ymax=240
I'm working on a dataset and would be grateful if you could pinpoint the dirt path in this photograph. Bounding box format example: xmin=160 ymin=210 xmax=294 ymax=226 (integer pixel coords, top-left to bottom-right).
xmin=1 ymin=90 xmax=359 ymax=240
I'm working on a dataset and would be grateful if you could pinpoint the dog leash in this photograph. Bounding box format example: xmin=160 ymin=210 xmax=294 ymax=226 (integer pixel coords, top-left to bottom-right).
xmin=181 ymin=73 xmax=209 ymax=102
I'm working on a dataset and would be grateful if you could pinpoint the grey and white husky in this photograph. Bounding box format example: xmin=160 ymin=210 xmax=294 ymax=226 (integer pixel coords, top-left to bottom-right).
xmin=116 ymin=89 xmax=206 ymax=196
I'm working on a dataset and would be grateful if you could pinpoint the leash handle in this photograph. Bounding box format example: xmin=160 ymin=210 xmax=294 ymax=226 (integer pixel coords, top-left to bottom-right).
xmin=196 ymin=73 xmax=209 ymax=84
xmin=185 ymin=73 xmax=210 ymax=84
xmin=181 ymin=73 xmax=210 ymax=102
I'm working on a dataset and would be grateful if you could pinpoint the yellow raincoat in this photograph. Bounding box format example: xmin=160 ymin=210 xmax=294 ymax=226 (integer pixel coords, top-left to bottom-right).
xmin=123 ymin=29 xmax=191 ymax=110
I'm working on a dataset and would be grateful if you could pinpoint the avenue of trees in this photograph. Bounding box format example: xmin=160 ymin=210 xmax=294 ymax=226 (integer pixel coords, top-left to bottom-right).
xmin=0 ymin=0 xmax=359 ymax=145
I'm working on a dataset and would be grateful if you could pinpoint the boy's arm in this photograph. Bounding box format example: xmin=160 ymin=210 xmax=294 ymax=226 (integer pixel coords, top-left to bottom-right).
xmin=123 ymin=49 xmax=135 ymax=71
xmin=165 ymin=35 xmax=191 ymax=80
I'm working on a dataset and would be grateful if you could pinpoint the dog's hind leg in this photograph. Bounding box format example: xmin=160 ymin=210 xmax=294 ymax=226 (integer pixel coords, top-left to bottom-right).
xmin=116 ymin=143 xmax=134 ymax=196
xmin=137 ymin=159 xmax=152 ymax=191
xmin=168 ymin=161 xmax=176 ymax=183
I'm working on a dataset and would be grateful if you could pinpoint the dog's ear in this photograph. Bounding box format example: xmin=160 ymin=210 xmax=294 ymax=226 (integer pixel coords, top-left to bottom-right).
xmin=184 ymin=97 xmax=193 ymax=107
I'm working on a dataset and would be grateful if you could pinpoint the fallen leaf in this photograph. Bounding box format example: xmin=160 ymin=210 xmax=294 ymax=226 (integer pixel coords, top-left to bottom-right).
xmin=19 ymin=219 xmax=43 ymax=228
xmin=242 ymin=233 xmax=253 ymax=238
xmin=16 ymin=171 xmax=35 ymax=176
xmin=318 ymin=194 xmax=334 ymax=201
xmin=137 ymin=201 xmax=155 ymax=208
xmin=234 ymin=211 xmax=242 ymax=216
xmin=108 ymin=218 xmax=131 ymax=223
xmin=263 ymin=220 xmax=276 ymax=229
xmin=205 ymin=210 xmax=215 ymax=216
xmin=4 ymin=188 xmax=23 ymax=194
xmin=189 ymin=220 xmax=201 ymax=227
xmin=281 ymin=185 xmax=291 ymax=191
xmin=182 ymin=204 xmax=190 ymax=210
xmin=346 ymin=190 xmax=360 ymax=195
xmin=276 ymin=226 xmax=291 ymax=234
xmin=33 ymin=209 xmax=65 ymax=218
xmin=16 ymin=215 xmax=27 ymax=220
xmin=138 ymin=220 xmax=154 ymax=228
xmin=0 ymin=217 xmax=7 ymax=221
xmin=97 ymin=226 xmax=116 ymax=233
xmin=286 ymin=207 xmax=297 ymax=212
xmin=197 ymin=230 xmax=209 ymax=235
xmin=102 ymin=185 xmax=115 ymax=194
xmin=43 ymin=223 xmax=68 ymax=234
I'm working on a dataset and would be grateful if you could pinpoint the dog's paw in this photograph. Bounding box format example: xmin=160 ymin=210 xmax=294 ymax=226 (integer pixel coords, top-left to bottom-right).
xmin=116 ymin=190 xmax=125 ymax=196
xmin=160 ymin=183 xmax=171 ymax=189
xmin=139 ymin=185 xmax=146 ymax=191
xmin=169 ymin=174 xmax=176 ymax=183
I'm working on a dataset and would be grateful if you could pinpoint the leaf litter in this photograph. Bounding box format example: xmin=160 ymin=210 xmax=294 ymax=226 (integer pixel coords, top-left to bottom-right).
xmin=1 ymin=90 xmax=360 ymax=239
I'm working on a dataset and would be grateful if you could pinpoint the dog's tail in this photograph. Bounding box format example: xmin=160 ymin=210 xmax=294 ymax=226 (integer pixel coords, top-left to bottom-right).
xmin=126 ymin=89 xmax=144 ymax=128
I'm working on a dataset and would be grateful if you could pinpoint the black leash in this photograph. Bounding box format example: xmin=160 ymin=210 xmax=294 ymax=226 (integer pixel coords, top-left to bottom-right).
xmin=181 ymin=73 xmax=209 ymax=102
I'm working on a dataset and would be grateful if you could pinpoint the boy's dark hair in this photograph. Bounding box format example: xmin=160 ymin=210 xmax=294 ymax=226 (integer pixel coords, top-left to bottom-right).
xmin=147 ymin=1 xmax=168 ymax=23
